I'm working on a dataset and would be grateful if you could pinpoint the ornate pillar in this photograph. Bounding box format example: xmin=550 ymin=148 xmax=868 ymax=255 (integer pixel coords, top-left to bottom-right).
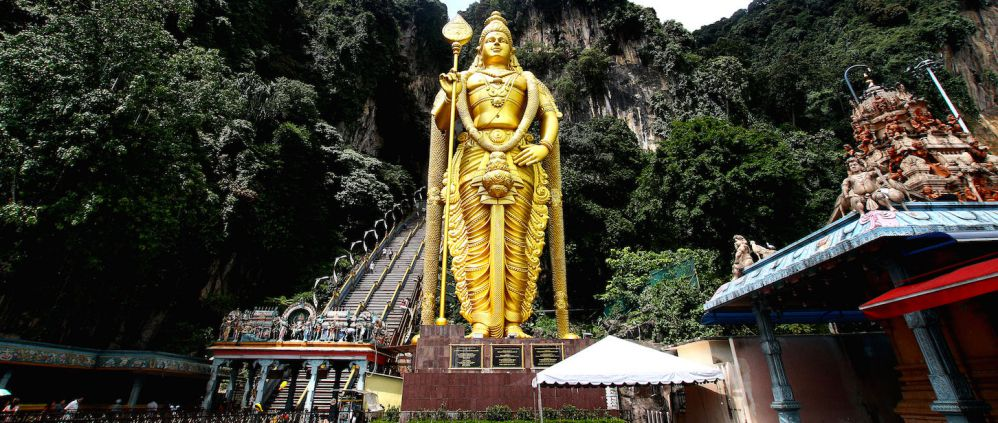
xmin=253 ymin=359 xmax=275 ymax=409
xmin=0 ymin=368 xmax=11 ymax=389
xmin=352 ymin=360 xmax=368 ymax=391
xmin=303 ymin=359 xmax=324 ymax=412
xmin=285 ymin=361 xmax=302 ymax=411
xmin=753 ymin=299 xmax=801 ymax=423
xmin=201 ymin=359 xmax=227 ymax=410
xmin=225 ymin=361 xmax=243 ymax=403
xmin=886 ymin=261 xmax=990 ymax=422
xmin=128 ymin=375 xmax=144 ymax=406
xmin=241 ymin=363 xmax=256 ymax=409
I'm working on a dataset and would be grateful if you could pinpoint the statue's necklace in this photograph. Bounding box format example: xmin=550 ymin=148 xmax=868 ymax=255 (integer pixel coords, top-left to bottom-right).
xmin=484 ymin=73 xmax=516 ymax=108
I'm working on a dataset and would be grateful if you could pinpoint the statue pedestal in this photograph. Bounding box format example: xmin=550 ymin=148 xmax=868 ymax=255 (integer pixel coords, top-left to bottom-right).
xmin=401 ymin=325 xmax=606 ymax=412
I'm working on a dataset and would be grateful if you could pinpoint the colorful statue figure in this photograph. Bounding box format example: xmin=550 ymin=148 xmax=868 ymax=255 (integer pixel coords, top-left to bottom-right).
xmin=424 ymin=12 xmax=574 ymax=338
xmin=840 ymin=157 xmax=906 ymax=214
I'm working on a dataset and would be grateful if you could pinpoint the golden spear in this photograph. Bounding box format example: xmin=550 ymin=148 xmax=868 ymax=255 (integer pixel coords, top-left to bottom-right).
xmin=436 ymin=15 xmax=473 ymax=326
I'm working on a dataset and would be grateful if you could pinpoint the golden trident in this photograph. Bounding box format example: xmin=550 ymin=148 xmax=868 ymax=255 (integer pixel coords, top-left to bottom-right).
xmin=436 ymin=15 xmax=473 ymax=326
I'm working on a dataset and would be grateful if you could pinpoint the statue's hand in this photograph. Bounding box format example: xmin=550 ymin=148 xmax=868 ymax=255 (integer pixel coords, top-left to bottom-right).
xmin=514 ymin=144 xmax=549 ymax=167
xmin=439 ymin=71 xmax=462 ymax=97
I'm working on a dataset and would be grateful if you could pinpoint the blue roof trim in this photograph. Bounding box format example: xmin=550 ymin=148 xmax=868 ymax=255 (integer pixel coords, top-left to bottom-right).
xmin=701 ymin=310 xmax=868 ymax=325
xmin=704 ymin=202 xmax=998 ymax=312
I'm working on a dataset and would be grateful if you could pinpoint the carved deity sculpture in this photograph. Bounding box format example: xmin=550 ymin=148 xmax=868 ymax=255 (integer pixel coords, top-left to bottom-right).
xmin=422 ymin=12 xmax=574 ymax=338
xmin=839 ymin=157 xmax=906 ymax=215
xmin=730 ymin=235 xmax=776 ymax=280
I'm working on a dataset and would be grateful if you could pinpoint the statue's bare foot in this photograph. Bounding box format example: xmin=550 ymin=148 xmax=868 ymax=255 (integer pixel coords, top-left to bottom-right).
xmin=505 ymin=324 xmax=532 ymax=338
xmin=466 ymin=323 xmax=488 ymax=338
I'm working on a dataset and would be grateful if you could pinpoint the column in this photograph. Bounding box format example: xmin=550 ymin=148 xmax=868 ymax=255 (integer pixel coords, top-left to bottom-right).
xmin=351 ymin=360 xmax=368 ymax=391
xmin=753 ymin=299 xmax=801 ymax=423
xmin=0 ymin=368 xmax=11 ymax=389
xmin=241 ymin=364 xmax=257 ymax=409
xmin=253 ymin=359 xmax=276 ymax=409
xmin=225 ymin=361 xmax=244 ymax=403
xmin=886 ymin=261 xmax=990 ymax=423
xmin=285 ymin=361 xmax=301 ymax=411
xmin=128 ymin=375 xmax=144 ymax=406
xmin=201 ymin=359 xmax=226 ymax=410
xmin=303 ymin=360 xmax=324 ymax=413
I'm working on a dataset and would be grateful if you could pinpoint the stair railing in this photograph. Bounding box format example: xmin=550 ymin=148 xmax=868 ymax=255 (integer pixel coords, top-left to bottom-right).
xmin=354 ymin=222 xmax=422 ymax=315
xmin=388 ymin=275 xmax=424 ymax=346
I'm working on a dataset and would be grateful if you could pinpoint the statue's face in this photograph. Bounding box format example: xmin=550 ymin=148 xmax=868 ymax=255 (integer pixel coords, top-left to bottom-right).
xmin=848 ymin=160 xmax=862 ymax=173
xmin=481 ymin=31 xmax=512 ymax=63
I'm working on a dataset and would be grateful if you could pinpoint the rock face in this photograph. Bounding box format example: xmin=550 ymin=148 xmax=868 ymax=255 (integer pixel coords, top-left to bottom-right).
xmin=946 ymin=5 xmax=998 ymax=146
xmin=452 ymin=1 xmax=670 ymax=149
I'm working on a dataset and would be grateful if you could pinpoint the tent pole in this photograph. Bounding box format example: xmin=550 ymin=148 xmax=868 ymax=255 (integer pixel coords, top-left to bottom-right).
xmin=537 ymin=385 xmax=544 ymax=423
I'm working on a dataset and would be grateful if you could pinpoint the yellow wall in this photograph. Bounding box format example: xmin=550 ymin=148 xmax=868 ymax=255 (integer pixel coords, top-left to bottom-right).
xmin=365 ymin=373 xmax=403 ymax=409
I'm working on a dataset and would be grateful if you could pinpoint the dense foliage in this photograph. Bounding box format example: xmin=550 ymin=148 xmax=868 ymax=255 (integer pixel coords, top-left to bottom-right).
xmin=696 ymin=0 xmax=980 ymax=137
xmin=0 ymin=0 xmax=990 ymax=352
xmin=0 ymin=0 xmax=430 ymax=352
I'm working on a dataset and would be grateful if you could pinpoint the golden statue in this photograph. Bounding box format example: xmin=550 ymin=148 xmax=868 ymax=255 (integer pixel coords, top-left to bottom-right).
xmin=420 ymin=12 xmax=577 ymax=339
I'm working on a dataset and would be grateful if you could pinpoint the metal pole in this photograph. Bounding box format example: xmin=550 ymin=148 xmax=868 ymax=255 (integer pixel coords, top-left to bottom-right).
xmin=538 ymin=386 xmax=545 ymax=423
xmin=843 ymin=64 xmax=870 ymax=104
xmin=916 ymin=60 xmax=971 ymax=133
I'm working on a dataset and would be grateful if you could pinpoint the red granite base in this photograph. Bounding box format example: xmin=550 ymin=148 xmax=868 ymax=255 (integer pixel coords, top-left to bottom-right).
xmin=401 ymin=325 xmax=606 ymax=411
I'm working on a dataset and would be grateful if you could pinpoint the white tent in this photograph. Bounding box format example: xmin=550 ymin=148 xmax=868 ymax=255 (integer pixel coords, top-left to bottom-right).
xmin=531 ymin=336 xmax=723 ymax=422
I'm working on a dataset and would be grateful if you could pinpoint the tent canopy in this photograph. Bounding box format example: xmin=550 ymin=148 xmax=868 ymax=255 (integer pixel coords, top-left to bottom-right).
xmin=531 ymin=336 xmax=723 ymax=387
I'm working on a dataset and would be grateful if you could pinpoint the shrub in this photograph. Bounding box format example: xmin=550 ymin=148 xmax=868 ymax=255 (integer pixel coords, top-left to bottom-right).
xmin=484 ymin=404 xmax=513 ymax=421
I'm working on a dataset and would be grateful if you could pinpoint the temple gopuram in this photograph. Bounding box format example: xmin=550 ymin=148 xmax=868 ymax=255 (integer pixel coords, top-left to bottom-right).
xmin=703 ymin=77 xmax=997 ymax=422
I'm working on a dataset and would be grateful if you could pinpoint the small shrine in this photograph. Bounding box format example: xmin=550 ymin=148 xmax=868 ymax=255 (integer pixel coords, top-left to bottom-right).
xmin=703 ymin=74 xmax=998 ymax=422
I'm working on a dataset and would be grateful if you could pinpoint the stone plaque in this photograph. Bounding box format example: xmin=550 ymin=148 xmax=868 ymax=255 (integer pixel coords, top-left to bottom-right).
xmin=531 ymin=344 xmax=564 ymax=368
xmin=450 ymin=344 xmax=483 ymax=369
xmin=491 ymin=345 xmax=524 ymax=369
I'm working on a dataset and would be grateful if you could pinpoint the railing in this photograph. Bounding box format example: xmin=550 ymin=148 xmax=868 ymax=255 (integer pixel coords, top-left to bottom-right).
xmin=353 ymin=222 xmax=423 ymax=315
xmin=380 ymin=240 xmax=424 ymax=318
xmin=342 ymin=365 xmax=359 ymax=390
xmin=388 ymin=271 xmax=424 ymax=347
xmin=325 ymin=212 xmax=418 ymax=315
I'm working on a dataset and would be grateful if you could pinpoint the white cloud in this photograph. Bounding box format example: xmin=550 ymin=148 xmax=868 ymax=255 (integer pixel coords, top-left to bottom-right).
xmin=631 ymin=0 xmax=751 ymax=30
xmin=440 ymin=0 xmax=751 ymax=31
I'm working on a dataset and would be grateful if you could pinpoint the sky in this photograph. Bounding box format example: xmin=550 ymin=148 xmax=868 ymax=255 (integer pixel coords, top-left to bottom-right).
xmin=440 ymin=0 xmax=752 ymax=31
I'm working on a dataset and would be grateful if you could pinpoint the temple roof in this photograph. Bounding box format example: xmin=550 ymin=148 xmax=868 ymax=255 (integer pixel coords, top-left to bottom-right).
xmin=705 ymin=202 xmax=998 ymax=312
xmin=0 ymin=338 xmax=210 ymax=376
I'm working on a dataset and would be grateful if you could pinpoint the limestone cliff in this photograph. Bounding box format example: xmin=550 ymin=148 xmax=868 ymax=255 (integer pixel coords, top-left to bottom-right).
xmin=458 ymin=0 xmax=670 ymax=149
xmin=946 ymin=4 xmax=998 ymax=145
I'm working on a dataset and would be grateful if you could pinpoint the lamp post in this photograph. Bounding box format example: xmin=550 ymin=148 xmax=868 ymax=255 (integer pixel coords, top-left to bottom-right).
xmin=374 ymin=219 xmax=388 ymax=240
xmin=350 ymin=241 xmax=364 ymax=259
xmin=363 ymin=229 xmax=378 ymax=252
xmin=911 ymin=59 xmax=971 ymax=134
xmin=332 ymin=255 xmax=350 ymax=285
xmin=843 ymin=64 xmax=871 ymax=104
xmin=312 ymin=276 xmax=330 ymax=307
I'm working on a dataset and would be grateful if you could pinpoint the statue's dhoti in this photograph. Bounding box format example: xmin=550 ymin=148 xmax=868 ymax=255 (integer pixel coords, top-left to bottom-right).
xmin=445 ymin=129 xmax=549 ymax=337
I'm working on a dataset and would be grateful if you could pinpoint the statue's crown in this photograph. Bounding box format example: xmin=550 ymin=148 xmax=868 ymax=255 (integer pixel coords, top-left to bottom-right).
xmin=480 ymin=11 xmax=512 ymax=43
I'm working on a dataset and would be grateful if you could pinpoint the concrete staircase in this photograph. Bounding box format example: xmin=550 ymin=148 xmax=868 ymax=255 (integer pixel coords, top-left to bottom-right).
xmin=266 ymin=365 xmax=360 ymax=412
xmin=336 ymin=223 xmax=425 ymax=342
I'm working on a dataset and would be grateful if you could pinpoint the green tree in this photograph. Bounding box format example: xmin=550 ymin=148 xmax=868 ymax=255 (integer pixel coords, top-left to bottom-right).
xmin=559 ymin=117 xmax=648 ymax=310
xmin=630 ymin=117 xmax=835 ymax=253
xmin=598 ymin=247 xmax=731 ymax=345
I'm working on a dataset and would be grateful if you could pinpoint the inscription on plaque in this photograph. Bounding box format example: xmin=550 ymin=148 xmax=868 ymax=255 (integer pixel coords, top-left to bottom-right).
xmin=491 ymin=345 xmax=524 ymax=369
xmin=531 ymin=344 xmax=564 ymax=368
xmin=450 ymin=344 xmax=483 ymax=369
